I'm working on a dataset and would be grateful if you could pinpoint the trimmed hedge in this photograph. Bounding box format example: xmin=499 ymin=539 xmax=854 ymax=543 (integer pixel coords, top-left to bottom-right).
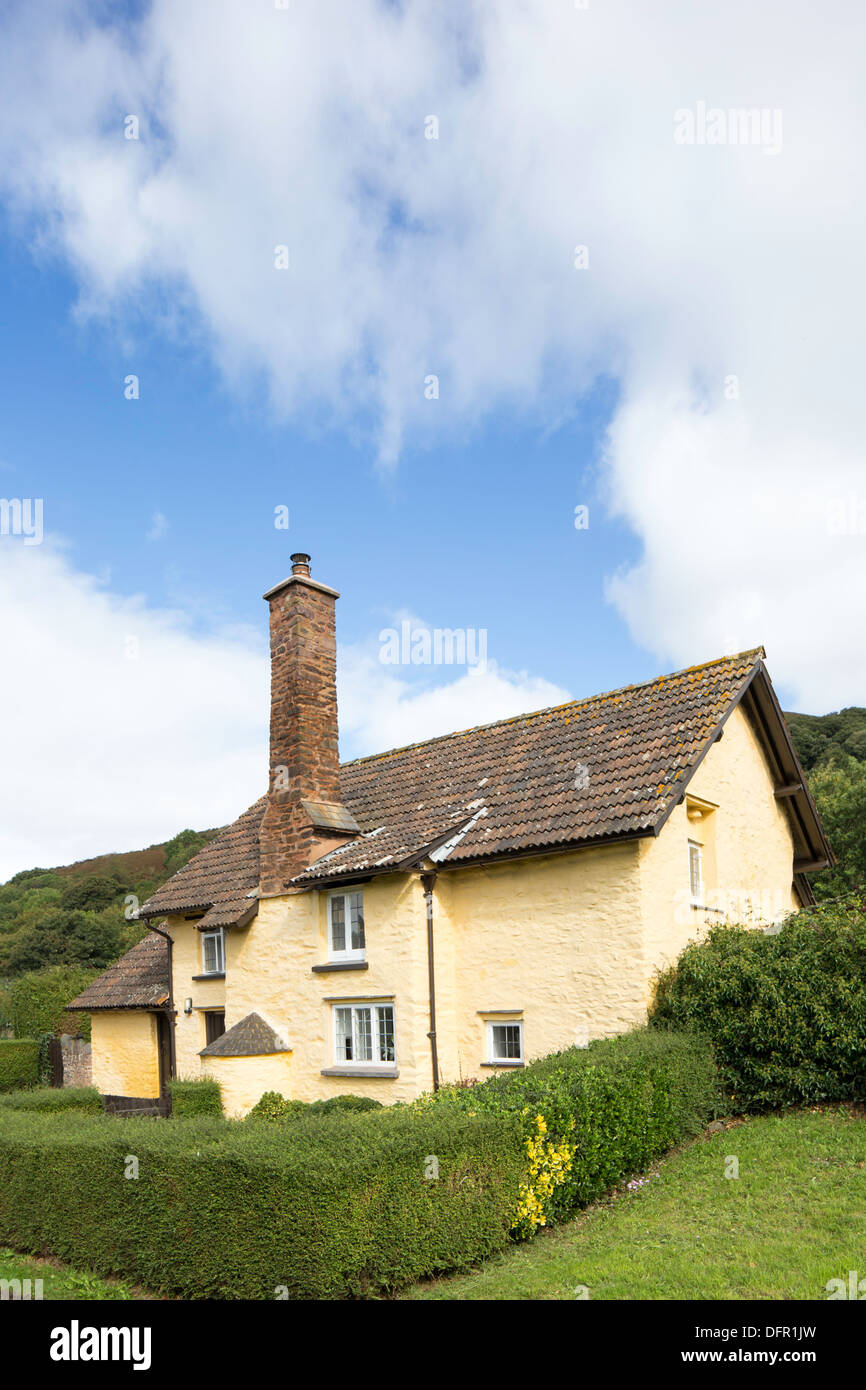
xmin=650 ymin=899 xmax=866 ymax=1111
xmin=0 ymin=1086 xmax=102 ymax=1115
xmin=424 ymin=1029 xmax=719 ymax=1232
xmin=168 ymin=1078 xmax=223 ymax=1118
xmin=246 ymin=1090 xmax=383 ymax=1122
xmin=0 ymin=1039 xmax=39 ymax=1092
xmin=0 ymin=1106 xmax=523 ymax=1298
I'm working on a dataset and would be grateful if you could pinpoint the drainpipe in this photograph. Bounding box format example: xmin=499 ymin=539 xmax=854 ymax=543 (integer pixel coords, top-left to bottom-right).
xmin=420 ymin=872 xmax=440 ymax=1092
xmin=143 ymin=918 xmax=176 ymax=1086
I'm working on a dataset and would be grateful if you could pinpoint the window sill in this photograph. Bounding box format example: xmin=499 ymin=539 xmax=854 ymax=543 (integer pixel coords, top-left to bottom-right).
xmin=312 ymin=961 xmax=369 ymax=973
xmin=321 ymin=1067 xmax=399 ymax=1079
xmin=191 ymin=972 xmax=226 ymax=981
xmin=480 ymin=1060 xmax=525 ymax=1068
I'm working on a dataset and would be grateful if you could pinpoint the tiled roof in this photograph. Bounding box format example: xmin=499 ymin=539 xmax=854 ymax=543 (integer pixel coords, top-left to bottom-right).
xmin=199 ymin=1011 xmax=290 ymax=1057
xmin=141 ymin=649 xmax=765 ymax=911
xmin=67 ymin=932 xmax=169 ymax=1011
xmin=140 ymin=798 xmax=264 ymax=927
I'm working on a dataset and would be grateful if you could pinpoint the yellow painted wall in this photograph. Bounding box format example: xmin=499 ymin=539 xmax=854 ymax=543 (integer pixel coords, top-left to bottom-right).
xmin=200 ymin=1052 xmax=293 ymax=1119
xmin=441 ymin=840 xmax=644 ymax=1082
xmin=90 ymin=1010 xmax=160 ymax=1097
xmin=164 ymin=915 xmax=228 ymax=1078
xmin=637 ymin=702 xmax=800 ymax=1005
xmin=225 ymin=874 xmax=431 ymax=1107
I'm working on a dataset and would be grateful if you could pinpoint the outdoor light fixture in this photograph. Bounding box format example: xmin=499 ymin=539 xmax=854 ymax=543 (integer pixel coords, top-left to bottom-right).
xmin=184 ymin=998 xmax=193 ymax=1015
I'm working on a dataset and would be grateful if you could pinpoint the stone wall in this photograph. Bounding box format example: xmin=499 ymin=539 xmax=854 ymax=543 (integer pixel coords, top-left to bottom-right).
xmin=60 ymin=1033 xmax=92 ymax=1088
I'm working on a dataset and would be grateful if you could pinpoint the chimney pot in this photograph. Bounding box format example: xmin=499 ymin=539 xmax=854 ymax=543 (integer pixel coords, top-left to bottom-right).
xmin=290 ymin=552 xmax=311 ymax=577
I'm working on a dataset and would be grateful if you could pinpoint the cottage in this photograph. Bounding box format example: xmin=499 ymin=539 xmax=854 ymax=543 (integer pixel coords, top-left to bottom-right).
xmin=69 ymin=553 xmax=831 ymax=1115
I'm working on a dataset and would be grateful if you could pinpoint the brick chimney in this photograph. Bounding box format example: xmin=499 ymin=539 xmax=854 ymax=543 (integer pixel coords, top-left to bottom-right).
xmin=259 ymin=553 xmax=359 ymax=896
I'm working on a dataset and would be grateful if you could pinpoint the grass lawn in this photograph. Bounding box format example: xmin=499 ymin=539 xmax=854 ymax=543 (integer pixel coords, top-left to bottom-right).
xmin=0 ymin=1248 xmax=149 ymax=1300
xmin=403 ymin=1108 xmax=866 ymax=1300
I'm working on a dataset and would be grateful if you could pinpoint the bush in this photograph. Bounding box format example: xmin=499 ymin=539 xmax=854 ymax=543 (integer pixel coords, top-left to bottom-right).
xmin=7 ymin=965 xmax=99 ymax=1040
xmin=649 ymin=898 xmax=866 ymax=1111
xmin=423 ymin=1028 xmax=719 ymax=1235
xmin=0 ymin=1105 xmax=523 ymax=1298
xmin=245 ymin=1091 xmax=308 ymax=1122
xmin=168 ymin=1078 xmax=223 ymax=1118
xmin=0 ymin=1039 xmax=39 ymax=1092
xmin=0 ymin=1087 xmax=102 ymax=1115
xmin=246 ymin=1091 xmax=384 ymax=1122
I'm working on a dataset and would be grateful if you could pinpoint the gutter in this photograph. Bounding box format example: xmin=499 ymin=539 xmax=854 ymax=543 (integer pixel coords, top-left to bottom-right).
xmin=420 ymin=871 xmax=440 ymax=1092
xmin=143 ymin=918 xmax=176 ymax=1087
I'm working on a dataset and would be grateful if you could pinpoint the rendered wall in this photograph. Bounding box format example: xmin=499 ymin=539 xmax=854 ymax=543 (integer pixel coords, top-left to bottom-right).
xmin=637 ymin=702 xmax=800 ymax=1002
xmin=90 ymin=1010 xmax=159 ymax=1098
xmin=200 ymin=1051 xmax=293 ymax=1118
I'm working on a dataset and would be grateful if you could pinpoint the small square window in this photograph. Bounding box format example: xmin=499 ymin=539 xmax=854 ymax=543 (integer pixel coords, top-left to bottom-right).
xmin=328 ymin=891 xmax=365 ymax=960
xmin=487 ymin=1020 xmax=523 ymax=1064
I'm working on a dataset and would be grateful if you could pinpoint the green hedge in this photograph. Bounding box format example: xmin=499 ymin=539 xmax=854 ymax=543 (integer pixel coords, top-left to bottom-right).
xmin=424 ymin=1029 xmax=719 ymax=1231
xmin=0 ymin=1039 xmax=39 ymax=1092
xmin=0 ymin=1106 xmax=523 ymax=1298
xmin=168 ymin=1078 xmax=223 ymax=1118
xmin=8 ymin=965 xmax=99 ymax=1040
xmin=246 ymin=1091 xmax=383 ymax=1122
xmin=650 ymin=899 xmax=866 ymax=1111
xmin=0 ymin=1086 xmax=102 ymax=1114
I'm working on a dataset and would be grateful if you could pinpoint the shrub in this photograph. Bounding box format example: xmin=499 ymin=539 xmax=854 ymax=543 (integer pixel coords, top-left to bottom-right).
xmin=245 ymin=1091 xmax=384 ymax=1122
xmin=423 ymin=1028 xmax=719 ymax=1235
xmin=0 ymin=1105 xmax=523 ymax=1298
xmin=0 ymin=1039 xmax=39 ymax=1092
xmin=168 ymin=1078 xmax=223 ymax=1118
xmin=649 ymin=898 xmax=866 ymax=1111
xmin=7 ymin=965 xmax=99 ymax=1040
xmin=0 ymin=1087 xmax=102 ymax=1115
xmin=309 ymin=1094 xmax=383 ymax=1116
xmin=245 ymin=1091 xmax=308 ymax=1122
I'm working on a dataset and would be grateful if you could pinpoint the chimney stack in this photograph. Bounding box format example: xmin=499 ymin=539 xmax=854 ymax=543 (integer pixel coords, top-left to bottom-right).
xmin=259 ymin=554 xmax=358 ymax=896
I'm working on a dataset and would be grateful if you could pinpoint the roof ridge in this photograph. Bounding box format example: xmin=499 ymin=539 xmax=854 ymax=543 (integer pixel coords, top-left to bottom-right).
xmin=340 ymin=647 xmax=766 ymax=770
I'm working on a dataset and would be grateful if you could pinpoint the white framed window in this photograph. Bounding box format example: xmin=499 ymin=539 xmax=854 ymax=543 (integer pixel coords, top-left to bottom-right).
xmin=333 ymin=1002 xmax=395 ymax=1067
xmin=688 ymin=840 xmax=703 ymax=904
xmin=328 ymin=890 xmax=365 ymax=961
xmin=487 ymin=1020 xmax=524 ymax=1064
xmin=201 ymin=927 xmax=225 ymax=975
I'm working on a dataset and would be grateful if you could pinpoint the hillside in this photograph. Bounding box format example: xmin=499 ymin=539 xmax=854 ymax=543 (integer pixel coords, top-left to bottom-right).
xmin=0 ymin=827 xmax=221 ymax=980
xmin=785 ymin=707 xmax=866 ymax=771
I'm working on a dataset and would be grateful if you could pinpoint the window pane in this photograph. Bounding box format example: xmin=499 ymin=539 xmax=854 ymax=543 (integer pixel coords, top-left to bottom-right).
xmin=203 ymin=935 xmax=216 ymax=972
xmin=335 ymin=1007 xmax=353 ymax=1061
xmin=354 ymin=1007 xmax=373 ymax=1061
xmin=689 ymin=844 xmax=702 ymax=899
xmin=492 ymin=1024 xmax=521 ymax=1060
xmin=349 ymin=892 xmax=365 ymax=952
xmin=377 ymin=1005 xmax=395 ymax=1063
xmin=330 ymin=896 xmax=346 ymax=952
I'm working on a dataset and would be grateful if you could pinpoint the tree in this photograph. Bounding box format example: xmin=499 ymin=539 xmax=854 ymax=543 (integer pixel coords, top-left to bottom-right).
xmin=809 ymin=756 xmax=866 ymax=900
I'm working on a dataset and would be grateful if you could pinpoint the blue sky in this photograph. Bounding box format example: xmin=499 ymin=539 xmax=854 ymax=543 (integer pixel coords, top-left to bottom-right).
xmin=0 ymin=0 xmax=863 ymax=877
xmin=1 ymin=206 xmax=643 ymax=696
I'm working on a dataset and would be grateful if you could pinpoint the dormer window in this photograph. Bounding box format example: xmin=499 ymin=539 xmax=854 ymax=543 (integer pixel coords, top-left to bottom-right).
xmin=201 ymin=927 xmax=225 ymax=976
xmin=328 ymin=890 xmax=365 ymax=961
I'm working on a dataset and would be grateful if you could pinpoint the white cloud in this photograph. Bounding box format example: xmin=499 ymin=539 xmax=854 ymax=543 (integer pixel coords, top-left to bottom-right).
xmin=146 ymin=511 xmax=168 ymax=542
xmin=0 ymin=542 xmax=565 ymax=879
